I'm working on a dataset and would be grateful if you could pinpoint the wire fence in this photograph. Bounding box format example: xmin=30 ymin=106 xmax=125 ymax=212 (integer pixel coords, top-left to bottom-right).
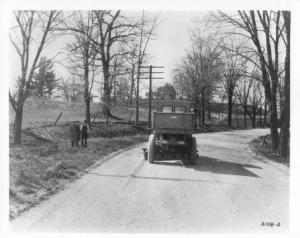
xmin=198 ymin=111 xmax=267 ymax=129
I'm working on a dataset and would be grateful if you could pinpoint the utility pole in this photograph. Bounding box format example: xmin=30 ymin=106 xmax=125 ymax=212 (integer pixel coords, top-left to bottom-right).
xmin=149 ymin=65 xmax=153 ymax=127
xmin=135 ymin=66 xmax=140 ymax=126
xmin=137 ymin=65 xmax=164 ymax=127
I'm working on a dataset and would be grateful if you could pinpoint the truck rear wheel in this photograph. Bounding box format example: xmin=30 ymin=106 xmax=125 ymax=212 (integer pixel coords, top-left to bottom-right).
xmin=148 ymin=134 xmax=155 ymax=164
xmin=189 ymin=137 xmax=197 ymax=165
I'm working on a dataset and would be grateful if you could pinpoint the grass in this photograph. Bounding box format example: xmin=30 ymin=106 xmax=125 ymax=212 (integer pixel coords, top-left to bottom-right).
xmin=9 ymin=99 xmax=150 ymax=220
xmin=9 ymin=134 xmax=148 ymax=220
xmin=250 ymin=134 xmax=289 ymax=166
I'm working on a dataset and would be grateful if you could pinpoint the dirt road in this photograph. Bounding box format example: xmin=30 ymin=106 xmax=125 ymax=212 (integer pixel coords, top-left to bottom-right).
xmin=11 ymin=129 xmax=289 ymax=233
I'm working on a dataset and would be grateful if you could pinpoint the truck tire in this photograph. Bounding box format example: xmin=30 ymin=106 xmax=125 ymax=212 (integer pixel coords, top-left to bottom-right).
xmin=189 ymin=137 xmax=197 ymax=165
xmin=148 ymin=134 xmax=155 ymax=164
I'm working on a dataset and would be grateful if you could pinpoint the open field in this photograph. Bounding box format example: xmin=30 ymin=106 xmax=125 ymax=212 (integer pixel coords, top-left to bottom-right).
xmin=9 ymin=99 xmax=149 ymax=128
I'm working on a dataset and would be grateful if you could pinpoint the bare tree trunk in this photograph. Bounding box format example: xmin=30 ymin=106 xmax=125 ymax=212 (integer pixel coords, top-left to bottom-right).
xmin=85 ymin=93 xmax=91 ymax=126
xmin=270 ymin=84 xmax=279 ymax=150
xmin=113 ymin=76 xmax=116 ymax=105
xmin=279 ymin=11 xmax=290 ymax=159
xmin=103 ymin=63 xmax=111 ymax=124
xmin=13 ymin=102 xmax=24 ymax=145
xmin=279 ymin=99 xmax=290 ymax=159
xmin=244 ymin=110 xmax=247 ymax=128
xmin=83 ymin=52 xmax=91 ymax=126
xmin=263 ymin=100 xmax=267 ymax=127
xmin=227 ymin=95 xmax=232 ymax=127
xmin=201 ymin=90 xmax=205 ymax=125
xmin=258 ymin=11 xmax=280 ymax=151
xmin=252 ymin=114 xmax=256 ymax=128
xmin=207 ymin=110 xmax=211 ymax=120
xmin=259 ymin=110 xmax=262 ymax=127
xmin=129 ymin=67 xmax=135 ymax=106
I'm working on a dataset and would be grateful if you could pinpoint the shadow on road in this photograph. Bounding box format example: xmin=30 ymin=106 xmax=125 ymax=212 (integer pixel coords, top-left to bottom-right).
xmin=154 ymin=156 xmax=262 ymax=178
xmin=193 ymin=156 xmax=261 ymax=177
xmin=88 ymin=155 xmax=262 ymax=186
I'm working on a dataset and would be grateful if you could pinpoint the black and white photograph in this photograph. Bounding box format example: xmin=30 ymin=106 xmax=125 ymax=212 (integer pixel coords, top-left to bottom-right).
xmin=2 ymin=0 xmax=300 ymax=236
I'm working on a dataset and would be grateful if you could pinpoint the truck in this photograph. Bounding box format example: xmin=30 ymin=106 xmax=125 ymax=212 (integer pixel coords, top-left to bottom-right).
xmin=147 ymin=100 xmax=197 ymax=165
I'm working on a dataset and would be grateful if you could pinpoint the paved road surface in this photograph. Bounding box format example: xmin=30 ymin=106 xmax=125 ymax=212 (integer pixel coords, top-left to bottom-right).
xmin=11 ymin=129 xmax=289 ymax=233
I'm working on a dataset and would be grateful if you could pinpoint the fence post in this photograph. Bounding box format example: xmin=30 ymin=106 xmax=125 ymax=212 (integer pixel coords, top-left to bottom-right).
xmin=236 ymin=110 xmax=238 ymax=129
xmin=92 ymin=112 xmax=99 ymax=123
xmin=128 ymin=111 xmax=133 ymax=123
xmin=53 ymin=112 xmax=63 ymax=126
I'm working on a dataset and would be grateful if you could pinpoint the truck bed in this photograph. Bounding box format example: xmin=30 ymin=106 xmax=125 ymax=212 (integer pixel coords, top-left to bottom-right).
xmin=152 ymin=112 xmax=194 ymax=133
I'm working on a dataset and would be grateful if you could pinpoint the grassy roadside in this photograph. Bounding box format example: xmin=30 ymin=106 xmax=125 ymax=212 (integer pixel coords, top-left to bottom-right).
xmin=9 ymin=124 xmax=148 ymax=220
xmin=249 ymin=134 xmax=289 ymax=166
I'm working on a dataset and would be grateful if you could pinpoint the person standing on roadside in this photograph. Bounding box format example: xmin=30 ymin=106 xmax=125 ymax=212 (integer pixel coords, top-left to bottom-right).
xmin=75 ymin=122 xmax=81 ymax=146
xmin=80 ymin=120 xmax=89 ymax=147
xmin=70 ymin=121 xmax=80 ymax=147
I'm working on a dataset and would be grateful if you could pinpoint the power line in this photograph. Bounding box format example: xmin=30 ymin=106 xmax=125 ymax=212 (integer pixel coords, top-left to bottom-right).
xmin=135 ymin=65 xmax=164 ymax=127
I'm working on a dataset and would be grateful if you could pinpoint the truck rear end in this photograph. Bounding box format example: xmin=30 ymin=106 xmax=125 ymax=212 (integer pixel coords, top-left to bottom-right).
xmin=147 ymin=100 xmax=197 ymax=165
xmin=153 ymin=112 xmax=194 ymax=134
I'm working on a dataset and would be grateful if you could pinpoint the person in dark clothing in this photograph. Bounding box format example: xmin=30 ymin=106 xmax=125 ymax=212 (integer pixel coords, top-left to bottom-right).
xmin=80 ymin=120 xmax=88 ymax=147
xmin=75 ymin=123 xmax=81 ymax=146
xmin=70 ymin=122 xmax=81 ymax=147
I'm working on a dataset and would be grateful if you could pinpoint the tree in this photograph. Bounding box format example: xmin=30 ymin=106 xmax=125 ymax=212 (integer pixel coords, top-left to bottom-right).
xmin=220 ymin=44 xmax=246 ymax=127
xmin=57 ymin=76 xmax=83 ymax=102
xmin=109 ymin=54 xmax=127 ymax=105
xmin=91 ymin=10 xmax=140 ymax=123
xmin=172 ymin=66 xmax=192 ymax=99
xmin=235 ymin=77 xmax=252 ymax=128
xmin=173 ymin=33 xmax=223 ymax=125
xmin=215 ymin=10 xmax=287 ymax=153
xmin=156 ymin=83 xmax=176 ymax=100
xmin=9 ymin=10 xmax=62 ymax=145
xmin=278 ymin=11 xmax=290 ymax=159
xmin=123 ymin=48 xmax=139 ymax=106
xmin=63 ymin=10 xmax=139 ymax=123
xmin=57 ymin=77 xmax=71 ymax=101
xmin=62 ymin=11 xmax=159 ymax=125
xmin=191 ymin=33 xmax=223 ymax=125
xmin=235 ymin=76 xmax=264 ymax=128
xmin=65 ymin=11 xmax=98 ymax=126
xmin=31 ymin=57 xmax=58 ymax=98
xmin=134 ymin=11 xmax=160 ymax=125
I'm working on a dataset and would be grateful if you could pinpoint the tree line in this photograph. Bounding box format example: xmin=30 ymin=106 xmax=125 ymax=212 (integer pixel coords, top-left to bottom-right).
xmin=9 ymin=10 xmax=159 ymax=145
xmin=172 ymin=11 xmax=290 ymax=159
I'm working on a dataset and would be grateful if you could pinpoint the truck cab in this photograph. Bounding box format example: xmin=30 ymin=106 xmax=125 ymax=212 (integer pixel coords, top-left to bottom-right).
xmin=147 ymin=100 xmax=197 ymax=165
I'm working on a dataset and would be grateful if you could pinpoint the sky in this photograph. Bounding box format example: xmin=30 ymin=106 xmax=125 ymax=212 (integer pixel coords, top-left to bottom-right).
xmin=144 ymin=11 xmax=205 ymax=90
xmin=9 ymin=11 xmax=207 ymax=98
